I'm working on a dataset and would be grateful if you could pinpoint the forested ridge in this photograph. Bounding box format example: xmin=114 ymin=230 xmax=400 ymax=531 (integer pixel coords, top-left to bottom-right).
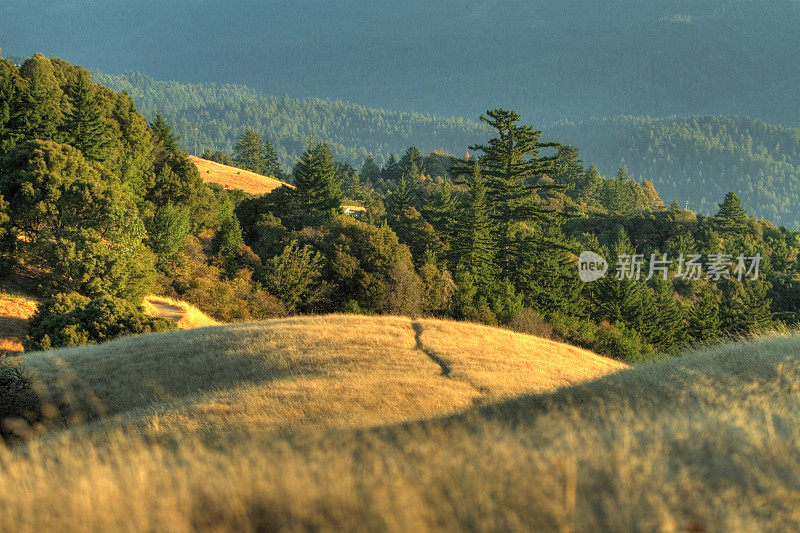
xmin=94 ymin=72 xmax=800 ymax=228
xmin=552 ymin=115 xmax=800 ymax=227
xmin=3 ymin=55 xmax=800 ymax=363
xmin=93 ymin=71 xmax=492 ymax=171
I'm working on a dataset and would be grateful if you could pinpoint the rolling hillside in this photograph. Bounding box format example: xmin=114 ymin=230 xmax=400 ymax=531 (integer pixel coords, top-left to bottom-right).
xmin=191 ymin=155 xmax=287 ymax=195
xmin=2 ymin=318 xmax=800 ymax=530
xmin=9 ymin=315 xmax=625 ymax=440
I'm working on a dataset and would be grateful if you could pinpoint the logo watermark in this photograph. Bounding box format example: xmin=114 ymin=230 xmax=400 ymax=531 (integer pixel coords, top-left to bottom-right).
xmin=577 ymin=252 xmax=761 ymax=283
xmin=577 ymin=251 xmax=609 ymax=282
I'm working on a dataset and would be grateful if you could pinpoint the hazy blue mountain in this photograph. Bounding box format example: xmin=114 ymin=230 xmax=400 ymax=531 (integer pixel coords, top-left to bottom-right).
xmin=4 ymin=1 xmax=800 ymax=124
xmin=94 ymin=71 xmax=492 ymax=169
xmin=550 ymin=115 xmax=800 ymax=227
xmin=96 ymin=71 xmax=800 ymax=227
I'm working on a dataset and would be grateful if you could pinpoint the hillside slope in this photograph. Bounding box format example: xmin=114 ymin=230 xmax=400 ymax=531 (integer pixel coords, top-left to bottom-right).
xmin=16 ymin=315 xmax=624 ymax=439
xmin=190 ymin=155 xmax=288 ymax=195
xmin=2 ymin=323 xmax=800 ymax=530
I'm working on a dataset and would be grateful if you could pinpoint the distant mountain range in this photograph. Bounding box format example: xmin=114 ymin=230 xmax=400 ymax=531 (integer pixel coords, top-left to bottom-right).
xmin=94 ymin=70 xmax=800 ymax=227
xmin=4 ymin=1 xmax=800 ymax=124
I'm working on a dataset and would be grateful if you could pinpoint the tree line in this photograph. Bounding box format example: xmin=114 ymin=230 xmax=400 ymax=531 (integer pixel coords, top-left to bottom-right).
xmin=3 ymin=55 xmax=800 ymax=362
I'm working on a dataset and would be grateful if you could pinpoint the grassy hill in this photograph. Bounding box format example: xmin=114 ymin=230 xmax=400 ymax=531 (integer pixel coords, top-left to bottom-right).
xmin=3 ymin=316 xmax=800 ymax=530
xmin=190 ymin=155 xmax=288 ymax=195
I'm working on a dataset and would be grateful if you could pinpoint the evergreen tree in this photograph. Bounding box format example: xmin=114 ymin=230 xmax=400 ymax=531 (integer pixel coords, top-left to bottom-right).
xmin=13 ymin=54 xmax=62 ymax=140
xmin=424 ymin=179 xmax=458 ymax=263
xmin=0 ymin=59 xmax=20 ymax=152
xmin=150 ymin=112 xmax=180 ymax=154
xmin=233 ymin=128 xmax=268 ymax=175
xmin=453 ymin=109 xmax=563 ymax=277
xmin=292 ymin=142 xmax=343 ymax=226
xmin=381 ymin=154 xmax=401 ymax=184
xmin=263 ymin=139 xmax=284 ymax=179
xmin=399 ymin=146 xmax=423 ymax=177
xmin=360 ymin=155 xmax=381 ymax=187
xmin=451 ymin=164 xmax=499 ymax=296
xmin=386 ymin=176 xmax=414 ymax=217
xmin=716 ymin=191 xmax=748 ymax=221
xmin=714 ymin=191 xmax=749 ymax=232
xmin=688 ymin=283 xmax=721 ymax=342
xmin=644 ymin=280 xmax=687 ymax=354
xmin=61 ymin=70 xmax=110 ymax=161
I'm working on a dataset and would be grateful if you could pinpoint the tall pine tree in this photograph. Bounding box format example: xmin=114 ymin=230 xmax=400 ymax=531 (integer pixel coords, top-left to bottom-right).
xmin=61 ymin=70 xmax=110 ymax=161
xmin=233 ymin=128 xmax=268 ymax=175
xmin=452 ymin=109 xmax=563 ymax=277
xmin=292 ymin=142 xmax=343 ymax=226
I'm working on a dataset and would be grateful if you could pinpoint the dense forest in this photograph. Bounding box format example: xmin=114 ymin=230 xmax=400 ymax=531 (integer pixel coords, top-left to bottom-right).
xmin=4 ymin=1 xmax=800 ymax=124
xmin=2 ymin=55 xmax=800 ymax=362
xmin=94 ymin=71 xmax=800 ymax=228
xmin=93 ymin=71 xmax=492 ymax=171
xmin=552 ymin=115 xmax=800 ymax=227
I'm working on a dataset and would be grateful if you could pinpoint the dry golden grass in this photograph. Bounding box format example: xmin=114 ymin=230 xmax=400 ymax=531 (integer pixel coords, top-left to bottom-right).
xmin=17 ymin=315 xmax=622 ymax=440
xmin=190 ymin=155 xmax=365 ymax=213
xmin=190 ymin=155 xmax=287 ymax=195
xmin=0 ymin=291 xmax=38 ymax=356
xmin=4 ymin=317 xmax=799 ymax=531
xmin=142 ymin=295 xmax=219 ymax=329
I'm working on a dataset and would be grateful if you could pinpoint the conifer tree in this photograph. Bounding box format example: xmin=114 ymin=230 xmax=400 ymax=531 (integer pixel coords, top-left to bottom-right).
xmin=451 ymin=164 xmax=499 ymax=295
xmin=424 ymin=179 xmax=458 ymax=264
xmin=688 ymin=283 xmax=721 ymax=342
xmin=360 ymin=155 xmax=381 ymax=187
xmin=645 ymin=280 xmax=687 ymax=354
xmin=0 ymin=59 xmax=19 ymax=151
xmin=150 ymin=112 xmax=180 ymax=154
xmin=386 ymin=176 xmax=414 ymax=217
xmin=62 ymin=71 xmax=110 ymax=161
xmin=263 ymin=139 xmax=283 ymax=179
xmin=382 ymin=154 xmax=401 ymax=184
xmin=452 ymin=109 xmax=563 ymax=277
xmin=716 ymin=191 xmax=748 ymax=221
xmin=399 ymin=146 xmax=423 ymax=177
xmin=714 ymin=191 xmax=749 ymax=232
xmin=13 ymin=54 xmax=62 ymax=140
xmin=233 ymin=128 xmax=268 ymax=175
xmin=292 ymin=142 xmax=343 ymax=226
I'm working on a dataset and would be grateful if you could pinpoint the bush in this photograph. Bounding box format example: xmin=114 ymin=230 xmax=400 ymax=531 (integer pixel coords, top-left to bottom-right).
xmin=24 ymin=293 xmax=176 ymax=351
xmin=507 ymin=308 xmax=554 ymax=338
xmin=0 ymin=363 xmax=42 ymax=443
xmin=592 ymin=321 xmax=655 ymax=363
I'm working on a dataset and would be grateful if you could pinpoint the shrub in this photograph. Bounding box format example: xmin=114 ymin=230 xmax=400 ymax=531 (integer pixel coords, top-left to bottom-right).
xmin=0 ymin=363 xmax=42 ymax=443
xmin=24 ymin=293 xmax=176 ymax=351
xmin=507 ymin=308 xmax=554 ymax=338
xmin=592 ymin=321 xmax=656 ymax=363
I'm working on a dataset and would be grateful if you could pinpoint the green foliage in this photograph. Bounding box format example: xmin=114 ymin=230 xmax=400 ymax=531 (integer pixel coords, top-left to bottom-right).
xmin=24 ymin=292 xmax=176 ymax=351
xmin=551 ymin=115 xmax=800 ymax=227
xmin=61 ymin=70 xmax=110 ymax=161
xmin=261 ymin=240 xmax=325 ymax=314
xmin=233 ymin=128 xmax=268 ymax=175
xmin=292 ymin=142 xmax=343 ymax=226
xmin=94 ymin=71 xmax=492 ymax=171
xmin=453 ymin=109 xmax=564 ymax=277
xmin=148 ymin=202 xmax=191 ymax=269
xmin=150 ymin=112 xmax=180 ymax=155
xmin=304 ymin=217 xmax=423 ymax=316
xmin=12 ymin=54 xmax=62 ymax=141
xmin=0 ymin=140 xmax=156 ymax=301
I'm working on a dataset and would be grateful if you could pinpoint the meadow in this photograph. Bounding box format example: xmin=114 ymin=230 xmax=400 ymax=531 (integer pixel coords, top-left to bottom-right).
xmin=2 ymin=315 xmax=798 ymax=531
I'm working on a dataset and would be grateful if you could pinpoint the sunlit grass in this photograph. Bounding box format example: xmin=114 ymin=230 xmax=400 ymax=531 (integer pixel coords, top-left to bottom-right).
xmin=4 ymin=317 xmax=799 ymax=530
